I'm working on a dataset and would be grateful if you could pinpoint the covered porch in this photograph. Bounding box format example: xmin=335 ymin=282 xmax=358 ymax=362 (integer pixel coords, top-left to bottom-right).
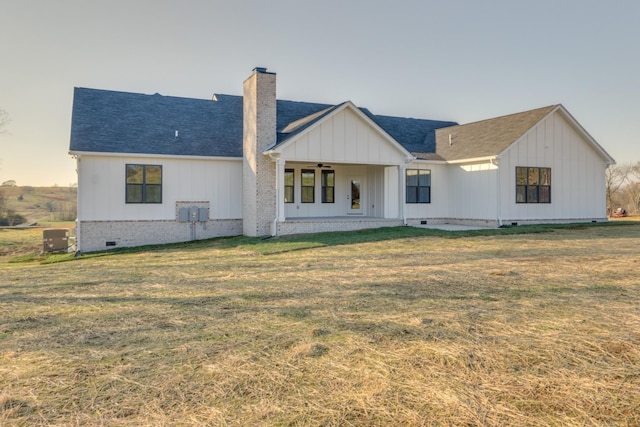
xmin=264 ymin=100 xmax=417 ymax=236
xmin=270 ymin=161 xmax=409 ymax=235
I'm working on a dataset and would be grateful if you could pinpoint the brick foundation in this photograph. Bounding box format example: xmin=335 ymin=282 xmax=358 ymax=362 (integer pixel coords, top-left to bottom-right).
xmin=77 ymin=219 xmax=242 ymax=252
xmin=276 ymin=219 xmax=404 ymax=235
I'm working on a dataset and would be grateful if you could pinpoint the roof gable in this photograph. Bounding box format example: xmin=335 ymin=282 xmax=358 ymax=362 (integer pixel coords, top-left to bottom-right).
xmin=545 ymin=105 xmax=615 ymax=164
xmin=269 ymin=102 xmax=418 ymax=164
xmin=435 ymin=105 xmax=558 ymax=161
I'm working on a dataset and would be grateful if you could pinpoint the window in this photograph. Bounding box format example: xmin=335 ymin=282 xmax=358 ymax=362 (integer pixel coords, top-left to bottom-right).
xmin=321 ymin=170 xmax=335 ymax=203
xmin=406 ymin=169 xmax=431 ymax=203
xmin=284 ymin=169 xmax=294 ymax=203
xmin=301 ymin=169 xmax=315 ymax=203
xmin=126 ymin=164 xmax=162 ymax=203
xmin=516 ymin=167 xmax=551 ymax=203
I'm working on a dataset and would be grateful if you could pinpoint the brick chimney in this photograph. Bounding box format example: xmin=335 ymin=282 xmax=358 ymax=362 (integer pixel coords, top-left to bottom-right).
xmin=243 ymin=67 xmax=277 ymax=236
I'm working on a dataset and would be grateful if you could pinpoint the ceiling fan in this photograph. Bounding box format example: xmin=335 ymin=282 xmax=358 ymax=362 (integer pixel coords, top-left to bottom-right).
xmin=305 ymin=163 xmax=333 ymax=169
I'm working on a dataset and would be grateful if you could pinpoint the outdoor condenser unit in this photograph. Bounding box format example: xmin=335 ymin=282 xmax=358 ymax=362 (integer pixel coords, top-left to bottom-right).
xmin=43 ymin=228 xmax=69 ymax=253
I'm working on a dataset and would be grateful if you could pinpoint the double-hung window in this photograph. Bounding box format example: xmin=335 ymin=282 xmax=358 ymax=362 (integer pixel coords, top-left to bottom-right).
xmin=126 ymin=164 xmax=162 ymax=203
xmin=284 ymin=169 xmax=294 ymax=203
xmin=301 ymin=169 xmax=315 ymax=203
xmin=406 ymin=169 xmax=431 ymax=203
xmin=321 ymin=170 xmax=335 ymax=203
xmin=516 ymin=167 xmax=551 ymax=203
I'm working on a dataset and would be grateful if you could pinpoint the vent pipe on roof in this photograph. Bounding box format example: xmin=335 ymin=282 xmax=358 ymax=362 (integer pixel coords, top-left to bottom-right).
xmin=449 ymin=134 xmax=452 ymax=146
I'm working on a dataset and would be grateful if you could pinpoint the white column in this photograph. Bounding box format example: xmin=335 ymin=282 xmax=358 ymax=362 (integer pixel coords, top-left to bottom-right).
xmin=398 ymin=164 xmax=406 ymax=223
xmin=277 ymin=158 xmax=286 ymax=222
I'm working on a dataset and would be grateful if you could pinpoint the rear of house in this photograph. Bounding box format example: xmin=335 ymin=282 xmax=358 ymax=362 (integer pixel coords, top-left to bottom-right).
xmin=69 ymin=68 xmax=614 ymax=252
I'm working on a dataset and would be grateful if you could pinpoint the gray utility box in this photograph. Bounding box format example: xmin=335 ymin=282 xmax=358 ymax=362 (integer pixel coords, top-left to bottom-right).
xmin=178 ymin=206 xmax=209 ymax=222
xmin=43 ymin=228 xmax=69 ymax=253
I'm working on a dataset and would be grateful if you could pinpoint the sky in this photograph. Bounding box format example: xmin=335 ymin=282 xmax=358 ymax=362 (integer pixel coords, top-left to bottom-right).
xmin=0 ymin=0 xmax=638 ymax=186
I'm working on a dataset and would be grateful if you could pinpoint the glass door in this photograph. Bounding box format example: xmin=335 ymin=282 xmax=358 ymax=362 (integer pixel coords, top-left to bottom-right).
xmin=348 ymin=177 xmax=363 ymax=214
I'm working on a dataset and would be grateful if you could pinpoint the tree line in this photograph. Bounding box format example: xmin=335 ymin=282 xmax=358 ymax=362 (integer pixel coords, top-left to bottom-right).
xmin=606 ymin=162 xmax=640 ymax=215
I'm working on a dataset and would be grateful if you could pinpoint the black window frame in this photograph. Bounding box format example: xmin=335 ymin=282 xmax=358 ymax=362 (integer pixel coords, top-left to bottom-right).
xmin=126 ymin=164 xmax=163 ymax=204
xmin=284 ymin=169 xmax=294 ymax=203
xmin=516 ymin=166 xmax=551 ymax=204
xmin=406 ymin=169 xmax=431 ymax=204
xmin=301 ymin=169 xmax=315 ymax=203
xmin=321 ymin=170 xmax=335 ymax=203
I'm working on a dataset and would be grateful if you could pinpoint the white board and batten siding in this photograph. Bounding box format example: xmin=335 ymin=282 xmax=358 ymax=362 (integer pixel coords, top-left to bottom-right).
xmin=280 ymin=106 xmax=409 ymax=166
xmin=500 ymin=109 xmax=608 ymax=222
xmin=445 ymin=162 xmax=499 ymax=222
xmin=403 ymin=162 xmax=451 ymax=221
xmin=77 ymin=155 xmax=243 ymax=221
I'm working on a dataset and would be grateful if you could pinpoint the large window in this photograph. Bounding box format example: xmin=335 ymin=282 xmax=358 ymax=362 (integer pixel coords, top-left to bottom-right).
xmin=516 ymin=167 xmax=551 ymax=203
xmin=301 ymin=169 xmax=315 ymax=203
xmin=406 ymin=169 xmax=431 ymax=203
xmin=321 ymin=170 xmax=335 ymax=203
xmin=126 ymin=164 xmax=162 ymax=203
xmin=284 ymin=169 xmax=294 ymax=203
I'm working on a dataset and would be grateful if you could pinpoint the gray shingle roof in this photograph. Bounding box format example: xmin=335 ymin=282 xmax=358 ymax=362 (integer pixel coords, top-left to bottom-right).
xmin=69 ymin=87 xmax=458 ymax=159
xmin=70 ymin=88 xmax=245 ymax=157
xmin=435 ymin=105 xmax=559 ymax=161
xmin=362 ymin=111 xmax=457 ymax=158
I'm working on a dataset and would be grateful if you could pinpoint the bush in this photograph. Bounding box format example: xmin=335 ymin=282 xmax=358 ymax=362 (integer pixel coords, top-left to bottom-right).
xmin=0 ymin=211 xmax=27 ymax=226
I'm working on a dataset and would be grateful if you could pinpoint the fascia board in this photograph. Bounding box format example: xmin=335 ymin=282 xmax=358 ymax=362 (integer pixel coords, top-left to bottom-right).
xmin=69 ymin=150 xmax=242 ymax=162
xmin=409 ymin=158 xmax=448 ymax=165
xmin=446 ymin=156 xmax=497 ymax=165
xmin=555 ymin=105 xmax=616 ymax=165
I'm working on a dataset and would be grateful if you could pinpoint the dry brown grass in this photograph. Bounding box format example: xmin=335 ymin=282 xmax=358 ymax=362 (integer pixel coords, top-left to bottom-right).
xmin=1 ymin=224 xmax=639 ymax=426
xmin=0 ymin=223 xmax=74 ymax=258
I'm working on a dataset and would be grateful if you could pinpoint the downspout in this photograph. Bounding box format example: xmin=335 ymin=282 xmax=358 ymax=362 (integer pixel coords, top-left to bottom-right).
xmin=73 ymin=154 xmax=81 ymax=252
xmin=493 ymin=156 xmax=503 ymax=227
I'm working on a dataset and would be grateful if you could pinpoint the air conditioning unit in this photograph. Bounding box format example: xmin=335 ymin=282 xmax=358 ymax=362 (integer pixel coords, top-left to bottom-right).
xmin=43 ymin=228 xmax=69 ymax=253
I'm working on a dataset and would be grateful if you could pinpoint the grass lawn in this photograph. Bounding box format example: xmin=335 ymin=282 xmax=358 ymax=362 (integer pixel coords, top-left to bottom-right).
xmin=1 ymin=223 xmax=639 ymax=425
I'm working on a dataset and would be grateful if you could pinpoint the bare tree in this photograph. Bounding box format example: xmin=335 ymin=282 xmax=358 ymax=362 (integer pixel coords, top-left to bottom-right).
xmin=605 ymin=163 xmax=631 ymax=214
xmin=625 ymin=181 xmax=640 ymax=214
xmin=627 ymin=162 xmax=640 ymax=214
xmin=631 ymin=161 xmax=640 ymax=181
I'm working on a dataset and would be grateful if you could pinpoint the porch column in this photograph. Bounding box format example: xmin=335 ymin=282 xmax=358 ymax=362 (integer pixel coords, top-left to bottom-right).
xmin=276 ymin=158 xmax=286 ymax=222
xmin=398 ymin=164 xmax=406 ymax=223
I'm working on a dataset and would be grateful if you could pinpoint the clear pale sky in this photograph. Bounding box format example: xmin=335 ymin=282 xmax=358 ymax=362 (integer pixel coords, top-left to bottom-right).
xmin=1 ymin=0 xmax=638 ymax=186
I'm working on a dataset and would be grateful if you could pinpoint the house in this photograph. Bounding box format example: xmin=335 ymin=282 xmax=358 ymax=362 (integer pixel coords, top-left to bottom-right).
xmin=69 ymin=67 xmax=615 ymax=252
